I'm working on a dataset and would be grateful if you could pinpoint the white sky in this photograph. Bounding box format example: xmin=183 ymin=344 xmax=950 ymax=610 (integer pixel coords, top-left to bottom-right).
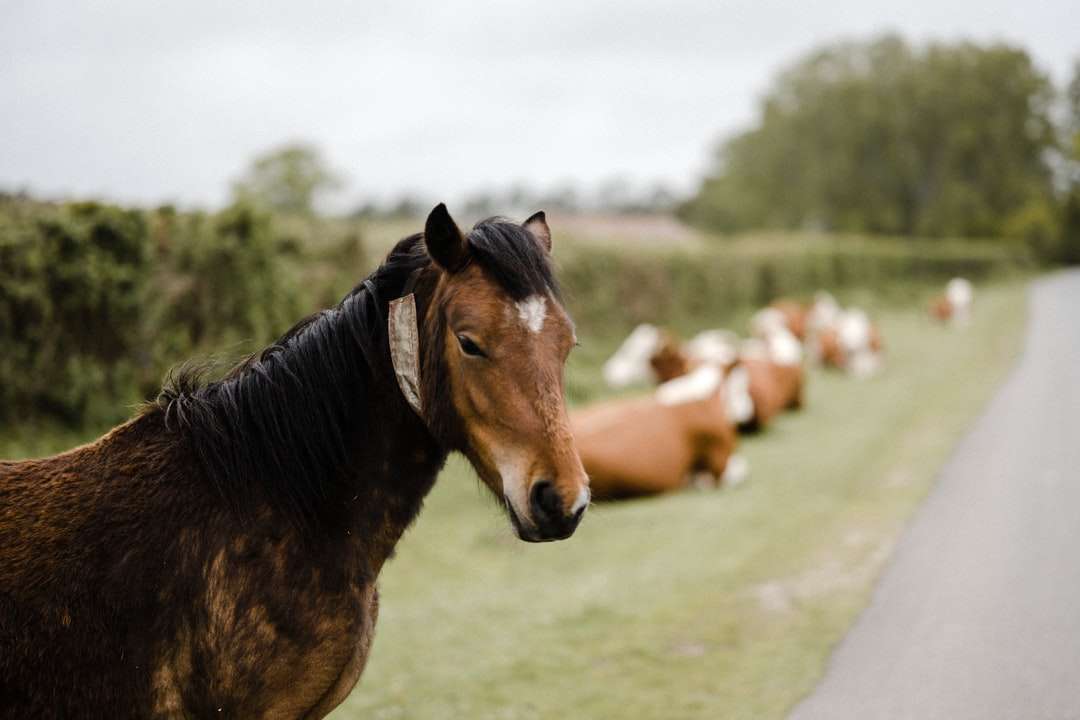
xmin=1 ymin=0 xmax=1076 ymax=210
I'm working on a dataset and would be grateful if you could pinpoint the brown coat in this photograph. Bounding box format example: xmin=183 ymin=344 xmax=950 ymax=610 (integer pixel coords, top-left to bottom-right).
xmin=0 ymin=415 xmax=420 ymax=719
xmin=738 ymin=356 xmax=804 ymax=430
xmin=930 ymin=295 xmax=953 ymax=321
xmin=571 ymin=386 xmax=737 ymax=500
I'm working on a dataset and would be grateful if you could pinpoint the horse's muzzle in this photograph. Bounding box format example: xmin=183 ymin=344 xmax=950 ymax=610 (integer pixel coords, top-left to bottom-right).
xmin=519 ymin=480 xmax=587 ymax=542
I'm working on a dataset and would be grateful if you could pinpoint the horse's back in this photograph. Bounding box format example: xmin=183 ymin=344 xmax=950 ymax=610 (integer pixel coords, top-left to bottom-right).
xmin=0 ymin=422 xmax=187 ymax=716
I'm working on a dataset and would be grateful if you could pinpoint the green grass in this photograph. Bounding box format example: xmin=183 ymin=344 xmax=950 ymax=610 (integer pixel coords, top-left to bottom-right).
xmin=328 ymin=281 xmax=1028 ymax=720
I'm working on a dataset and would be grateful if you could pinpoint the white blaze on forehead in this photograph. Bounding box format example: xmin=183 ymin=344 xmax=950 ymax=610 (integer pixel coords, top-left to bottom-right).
xmin=602 ymin=323 xmax=662 ymax=388
xmin=516 ymin=295 xmax=548 ymax=334
xmin=656 ymin=363 xmax=722 ymax=405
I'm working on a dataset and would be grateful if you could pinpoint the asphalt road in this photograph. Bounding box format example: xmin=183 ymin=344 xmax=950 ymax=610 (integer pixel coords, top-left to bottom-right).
xmin=790 ymin=271 xmax=1080 ymax=720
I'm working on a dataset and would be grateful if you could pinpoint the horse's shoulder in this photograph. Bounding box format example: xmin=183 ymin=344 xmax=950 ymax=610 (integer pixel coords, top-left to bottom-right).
xmin=151 ymin=523 xmax=376 ymax=716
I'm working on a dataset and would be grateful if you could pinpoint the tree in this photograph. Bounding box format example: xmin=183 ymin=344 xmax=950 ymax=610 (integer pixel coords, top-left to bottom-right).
xmin=232 ymin=142 xmax=342 ymax=216
xmin=680 ymin=36 xmax=1057 ymax=240
xmin=1067 ymin=59 xmax=1080 ymax=162
xmin=1060 ymin=59 xmax=1080 ymax=264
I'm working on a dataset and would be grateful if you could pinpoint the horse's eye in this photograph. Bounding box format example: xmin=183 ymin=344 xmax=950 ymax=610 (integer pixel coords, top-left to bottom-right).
xmin=456 ymin=334 xmax=486 ymax=358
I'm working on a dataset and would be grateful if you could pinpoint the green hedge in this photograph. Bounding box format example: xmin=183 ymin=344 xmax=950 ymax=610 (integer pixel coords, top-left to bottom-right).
xmin=146 ymin=204 xmax=302 ymax=370
xmin=558 ymin=235 xmax=1030 ymax=336
xmin=0 ymin=201 xmax=149 ymax=423
xmin=0 ymin=198 xmax=324 ymax=425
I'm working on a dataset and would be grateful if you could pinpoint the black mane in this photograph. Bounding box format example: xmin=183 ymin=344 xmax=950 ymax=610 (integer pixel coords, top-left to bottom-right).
xmin=150 ymin=217 xmax=558 ymax=524
xmin=466 ymin=217 xmax=561 ymax=301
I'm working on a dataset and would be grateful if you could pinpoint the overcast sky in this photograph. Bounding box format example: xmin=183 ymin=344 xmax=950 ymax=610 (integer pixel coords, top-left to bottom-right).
xmin=1 ymin=0 xmax=1076 ymax=211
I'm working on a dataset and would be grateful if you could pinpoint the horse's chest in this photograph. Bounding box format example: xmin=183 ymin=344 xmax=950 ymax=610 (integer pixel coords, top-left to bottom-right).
xmin=153 ymin=537 xmax=380 ymax=718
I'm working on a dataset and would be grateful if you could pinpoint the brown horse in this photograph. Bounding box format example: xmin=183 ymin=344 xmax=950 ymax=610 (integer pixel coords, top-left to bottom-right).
xmin=0 ymin=206 xmax=589 ymax=718
xmin=571 ymin=364 xmax=746 ymax=500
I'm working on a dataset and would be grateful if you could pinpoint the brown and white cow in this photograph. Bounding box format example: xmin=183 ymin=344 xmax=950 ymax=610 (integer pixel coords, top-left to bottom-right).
xmin=648 ymin=324 xmax=804 ymax=433
xmin=753 ymin=299 xmax=811 ymax=341
xmin=930 ymin=277 xmax=974 ymax=325
xmin=571 ymin=364 xmax=748 ymax=500
xmin=811 ymin=308 xmax=884 ymax=377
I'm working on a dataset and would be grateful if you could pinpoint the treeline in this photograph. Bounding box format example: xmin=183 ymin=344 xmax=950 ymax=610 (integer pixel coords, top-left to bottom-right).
xmin=352 ymin=180 xmax=678 ymax=222
xmin=679 ymin=36 xmax=1080 ymax=263
xmin=231 ymin=141 xmax=677 ymax=222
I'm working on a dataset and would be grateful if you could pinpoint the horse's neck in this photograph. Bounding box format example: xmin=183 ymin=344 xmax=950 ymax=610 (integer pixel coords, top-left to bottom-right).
xmin=274 ymin=270 xmax=448 ymax=567
xmin=340 ymin=402 xmax=447 ymax=573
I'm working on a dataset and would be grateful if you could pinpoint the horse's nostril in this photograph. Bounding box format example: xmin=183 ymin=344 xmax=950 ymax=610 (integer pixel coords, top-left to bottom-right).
xmin=530 ymin=480 xmax=562 ymax=521
xmin=524 ymin=480 xmax=585 ymax=541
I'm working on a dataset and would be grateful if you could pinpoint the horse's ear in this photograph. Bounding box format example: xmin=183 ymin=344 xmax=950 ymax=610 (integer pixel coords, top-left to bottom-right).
xmin=425 ymin=203 xmax=468 ymax=272
xmin=523 ymin=210 xmax=552 ymax=253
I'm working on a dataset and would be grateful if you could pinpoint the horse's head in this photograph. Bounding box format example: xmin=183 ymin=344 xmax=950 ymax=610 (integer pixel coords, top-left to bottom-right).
xmin=418 ymin=204 xmax=588 ymax=542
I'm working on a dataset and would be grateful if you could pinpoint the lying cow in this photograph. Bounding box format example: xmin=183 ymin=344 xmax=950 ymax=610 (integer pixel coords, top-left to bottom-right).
xmin=743 ymin=313 xmax=806 ymax=427
xmin=753 ymin=299 xmax=811 ymax=341
xmin=738 ymin=340 xmax=805 ymax=430
xmin=571 ymin=364 xmax=748 ymax=500
xmin=930 ymin=277 xmax=974 ymax=325
xmin=751 ymin=293 xmax=846 ymax=343
xmin=812 ymin=308 xmax=884 ymax=377
xmin=652 ymin=326 xmax=804 ymax=433
xmin=807 ymin=291 xmax=841 ymax=336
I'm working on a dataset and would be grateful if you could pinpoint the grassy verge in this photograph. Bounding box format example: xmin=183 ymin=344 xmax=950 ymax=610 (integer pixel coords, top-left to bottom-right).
xmin=329 ymin=281 xmax=1028 ymax=720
